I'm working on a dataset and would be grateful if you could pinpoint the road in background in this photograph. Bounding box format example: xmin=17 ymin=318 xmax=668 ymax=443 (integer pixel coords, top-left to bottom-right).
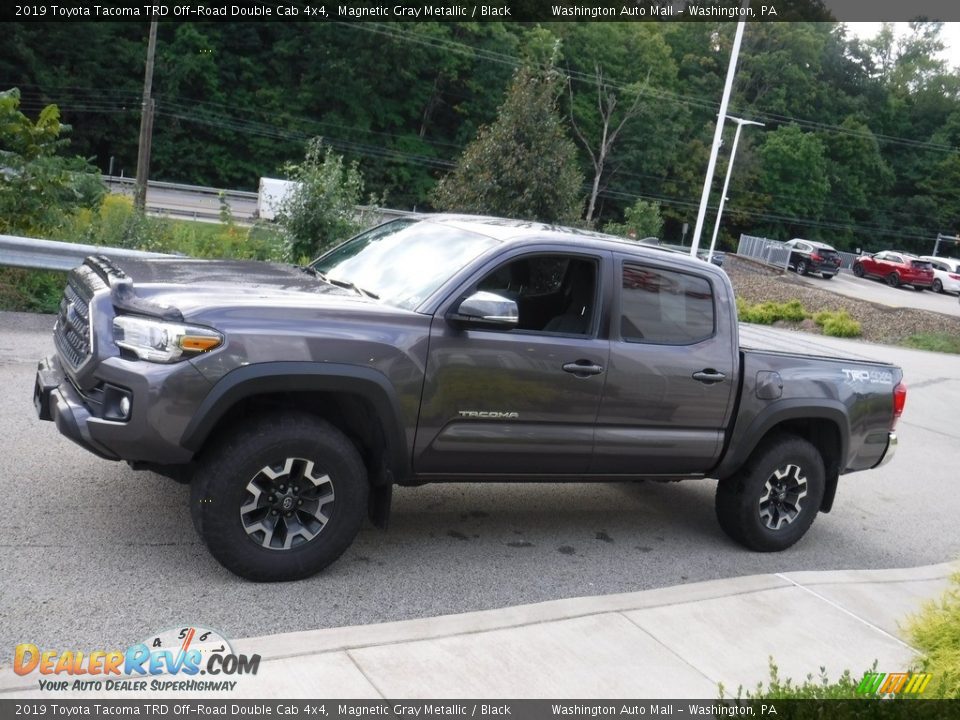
xmin=1 ymin=312 xmax=958 ymax=659
xmin=792 ymin=267 xmax=960 ymax=318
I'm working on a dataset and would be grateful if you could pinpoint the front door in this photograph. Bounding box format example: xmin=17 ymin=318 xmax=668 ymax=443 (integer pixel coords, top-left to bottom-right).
xmin=414 ymin=250 xmax=610 ymax=476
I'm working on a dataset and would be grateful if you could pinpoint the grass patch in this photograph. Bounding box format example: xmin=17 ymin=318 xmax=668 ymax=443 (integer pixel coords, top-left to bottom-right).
xmin=901 ymin=333 xmax=960 ymax=354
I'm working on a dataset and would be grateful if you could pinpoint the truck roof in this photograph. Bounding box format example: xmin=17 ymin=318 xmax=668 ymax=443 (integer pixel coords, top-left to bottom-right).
xmin=403 ymin=213 xmax=719 ymax=274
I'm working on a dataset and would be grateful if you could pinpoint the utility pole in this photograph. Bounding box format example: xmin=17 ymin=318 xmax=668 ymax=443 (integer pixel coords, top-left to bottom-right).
xmin=706 ymin=116 xmax=764 ymax=262
xmin=134 ymin=20 xmax=158 ymax=212
xmin=690 ymin=0 xmax=749 ymax=258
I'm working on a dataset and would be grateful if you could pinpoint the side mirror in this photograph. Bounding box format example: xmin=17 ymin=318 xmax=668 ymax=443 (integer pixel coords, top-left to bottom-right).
xmin=449 ymin=291 xmax=519 ymax=329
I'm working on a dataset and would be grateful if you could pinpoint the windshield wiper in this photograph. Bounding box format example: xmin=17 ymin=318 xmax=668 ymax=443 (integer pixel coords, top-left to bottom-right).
xmin=327 ymin=277 xmax=379 ymax=299
xmin=299 ymin=267 xmax=378 ymax=299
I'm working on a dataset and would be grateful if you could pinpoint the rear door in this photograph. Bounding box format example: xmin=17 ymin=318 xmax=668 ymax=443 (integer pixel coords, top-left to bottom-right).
xmin=591 ymin=255 xmax=737 ymax=475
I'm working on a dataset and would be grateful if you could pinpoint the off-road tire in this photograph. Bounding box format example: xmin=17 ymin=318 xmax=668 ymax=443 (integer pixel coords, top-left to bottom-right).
xmin=191 ymin=412 xmax=368 ymax=581
xmin=715 ymin=434 xmax=825 ymax=552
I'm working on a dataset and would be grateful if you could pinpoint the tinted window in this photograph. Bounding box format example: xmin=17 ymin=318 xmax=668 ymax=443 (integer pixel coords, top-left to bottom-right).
xmin=620 ymin=263 xmax=715 ymax=345
xmin=475 ymin=254 xmax=598 ymax=335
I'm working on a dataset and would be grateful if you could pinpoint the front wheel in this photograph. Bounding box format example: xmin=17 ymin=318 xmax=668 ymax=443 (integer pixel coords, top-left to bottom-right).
xmin=852 ymin=263 xmax=864 ymax=278
xmin=933 ymin=279 xmax=943 ymax=294
xmin=191 ymin=412 xmax=369 ymax=581
xmin=715 ymin=434 xmax=825 ymax=552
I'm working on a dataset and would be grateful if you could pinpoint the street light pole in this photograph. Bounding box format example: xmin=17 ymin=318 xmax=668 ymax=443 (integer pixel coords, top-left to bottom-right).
xmin=706 ymin=116 xmax=764 ymax=263
xmin=690 ymin=0 xmax=749 ymax=258
xmin=134 ymin=20 xmax=158 ymax=212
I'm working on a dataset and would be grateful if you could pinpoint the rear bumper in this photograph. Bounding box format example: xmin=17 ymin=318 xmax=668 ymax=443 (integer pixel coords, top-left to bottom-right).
xmin=874 ymin=432 xmax=897 ymax=468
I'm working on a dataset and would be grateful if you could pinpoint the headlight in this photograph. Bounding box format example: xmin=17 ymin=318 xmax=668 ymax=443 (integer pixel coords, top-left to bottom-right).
xmin=113 ymin=316 xmax=223 ymax=363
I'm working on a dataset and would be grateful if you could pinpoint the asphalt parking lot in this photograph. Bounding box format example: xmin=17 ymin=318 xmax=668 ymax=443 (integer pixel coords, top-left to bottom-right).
xmin=794 ymin=267 xmax=960 ymax=318
xmin=1 ymin=311 xmax=958 ymax=661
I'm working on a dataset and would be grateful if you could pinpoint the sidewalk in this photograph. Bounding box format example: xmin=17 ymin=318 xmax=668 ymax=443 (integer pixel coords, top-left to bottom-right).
xmin=2 ymin=562 xmax=955 ymax=699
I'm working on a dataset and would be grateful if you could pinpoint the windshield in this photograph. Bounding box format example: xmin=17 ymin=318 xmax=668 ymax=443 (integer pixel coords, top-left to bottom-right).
xmin=310 ymin=219 xmax=501 ymax=310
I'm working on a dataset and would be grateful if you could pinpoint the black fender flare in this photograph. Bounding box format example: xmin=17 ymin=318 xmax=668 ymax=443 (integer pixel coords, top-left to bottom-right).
xmin=713 ymin=399 xmax=850 ymax=510
xmin=180 ymin=362 xmax=410 ymax=483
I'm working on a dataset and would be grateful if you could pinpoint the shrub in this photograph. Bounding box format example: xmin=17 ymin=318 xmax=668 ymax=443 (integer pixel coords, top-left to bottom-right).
xmin=905 ymin=571 xmax=960 ymax=698
xmin=736 ymin=298 xmax=809 ymax=325
xmin=814 ymin=309 xmax=862 ymax=337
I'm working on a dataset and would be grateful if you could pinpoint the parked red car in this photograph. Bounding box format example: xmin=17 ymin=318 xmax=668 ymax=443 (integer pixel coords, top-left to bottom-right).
xmin=852 ymin=251 xmax=935 ymax=291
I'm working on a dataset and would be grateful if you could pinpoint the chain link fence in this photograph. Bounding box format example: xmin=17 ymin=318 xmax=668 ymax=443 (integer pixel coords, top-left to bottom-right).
xmin=736 ymin=234 xmax=791 ymax=271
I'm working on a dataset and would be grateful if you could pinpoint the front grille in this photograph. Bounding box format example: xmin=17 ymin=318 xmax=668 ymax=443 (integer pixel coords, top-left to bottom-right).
xmin=54 ymin=277 xmax=94 ymax=370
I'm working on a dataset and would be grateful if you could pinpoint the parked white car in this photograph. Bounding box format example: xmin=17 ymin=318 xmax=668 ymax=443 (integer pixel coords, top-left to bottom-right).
xmin=919 ymin=256 xmax=960 ymax=294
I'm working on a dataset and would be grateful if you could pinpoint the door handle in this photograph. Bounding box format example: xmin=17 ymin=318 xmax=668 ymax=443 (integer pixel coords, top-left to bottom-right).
xmin=692 ymin=369 xmax=726 ymax=384
xmin=562 ymin=361 xmax=604 ymax=377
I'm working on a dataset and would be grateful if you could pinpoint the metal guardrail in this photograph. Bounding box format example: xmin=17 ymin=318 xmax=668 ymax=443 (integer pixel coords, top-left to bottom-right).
xmin=0 ymin=234 xmax=173 ymax=272
xmin=104 ymin=175 xmax=258 ymax=201
xmin=736 ymin=234 xmax=790 ymax=271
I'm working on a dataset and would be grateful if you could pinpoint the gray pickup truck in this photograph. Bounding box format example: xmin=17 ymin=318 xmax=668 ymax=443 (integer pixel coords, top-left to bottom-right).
xmin=34 ymin=215 xmax=905 ymax=581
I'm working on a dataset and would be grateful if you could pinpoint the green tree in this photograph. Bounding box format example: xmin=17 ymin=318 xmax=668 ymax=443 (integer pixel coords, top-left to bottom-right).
xmin=603 ymin=199 xmax=663 ymax=240
xmin=277 ymin=138 xmax=365 ymax=261
xmin=756 ymin=125 xmax=830 ymax=237
xmin=432 ymin=56 xmax=584 ymax=224
xmin=0 ymin=88 xmax=103 ymax=235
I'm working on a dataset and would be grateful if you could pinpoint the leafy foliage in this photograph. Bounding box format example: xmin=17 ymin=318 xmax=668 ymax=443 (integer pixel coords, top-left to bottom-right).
xmin=603 ymin=199 xmax=664 ymax=240
xmin=905 ymin=571 xmax=960 ymax=698
xmin=277 ymin=139 xmax=366 ymax=261
xmin=0 ymin=88 xmax=103 ymax=235
xmin=432 ymin=58 xmax=584 ymax=225
xmin=4 ymin=21 xmax=960 ymax=252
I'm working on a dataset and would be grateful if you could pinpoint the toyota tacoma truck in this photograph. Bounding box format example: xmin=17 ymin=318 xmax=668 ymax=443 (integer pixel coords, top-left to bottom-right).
xmin=34 ymin=215 xmax=905 ymax=581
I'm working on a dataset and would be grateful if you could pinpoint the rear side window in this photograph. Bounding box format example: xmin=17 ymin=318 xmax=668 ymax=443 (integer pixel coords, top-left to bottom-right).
xmin=620 ymin=263 xmax=715 ymax=345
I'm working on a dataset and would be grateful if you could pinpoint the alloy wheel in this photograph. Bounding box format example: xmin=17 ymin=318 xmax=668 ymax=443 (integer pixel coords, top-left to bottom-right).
xmin=239 ymin=457 xmax=335 ymax=550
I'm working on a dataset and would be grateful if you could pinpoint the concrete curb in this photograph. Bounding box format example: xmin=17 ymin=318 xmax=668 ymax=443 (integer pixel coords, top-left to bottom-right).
xmin=2 ymin=562 xmax=955 ymax=698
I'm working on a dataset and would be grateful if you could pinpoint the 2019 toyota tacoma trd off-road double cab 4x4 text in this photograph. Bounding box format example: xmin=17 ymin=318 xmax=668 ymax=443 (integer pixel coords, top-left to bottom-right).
xmin=34 ymin=216 xmax=905 ymax=581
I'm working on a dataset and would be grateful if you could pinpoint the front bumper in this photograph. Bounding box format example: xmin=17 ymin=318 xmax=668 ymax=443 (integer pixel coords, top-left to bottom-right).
xmin=35 ymin=355 xmax=120 ymax=460
xmin=874 ymin=432 xmax=898 ymax=468
xmin=35 ymin=354 xmax=208 ymax=464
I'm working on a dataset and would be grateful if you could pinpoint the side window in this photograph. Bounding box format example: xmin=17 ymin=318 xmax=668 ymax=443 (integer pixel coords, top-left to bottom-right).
xmin=474 ymin=254 xmax=598 ymax=336
xmin=620 ymin=263 xmax=715 ymax=345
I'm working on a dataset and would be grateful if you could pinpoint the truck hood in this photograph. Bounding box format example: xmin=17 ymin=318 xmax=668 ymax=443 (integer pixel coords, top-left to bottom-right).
xmin=89 ymin=255 xmax=396 ymax=322
xmin=110 ymin=257 xmax=349 ymax=294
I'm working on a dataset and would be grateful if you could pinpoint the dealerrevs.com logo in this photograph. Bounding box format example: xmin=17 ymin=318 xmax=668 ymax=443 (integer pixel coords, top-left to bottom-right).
xmin=14 ymin=626 xmax=261 ymax=693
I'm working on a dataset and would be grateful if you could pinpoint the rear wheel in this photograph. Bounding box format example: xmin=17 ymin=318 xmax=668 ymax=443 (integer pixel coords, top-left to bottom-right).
xmin=797 ymin=260 xmax=808 ymax=276
xmin=852 ymin=263 xmax=864 ymax=278
xmin=716 ymin=434 xmax=825 ymax=552
xmin=191 ymin=412 xmax=368 ymax=581
xmin=933 ymin=279 xmax=943 ymax=293
xmin=887 ymin=272 xmax=900 ymax=288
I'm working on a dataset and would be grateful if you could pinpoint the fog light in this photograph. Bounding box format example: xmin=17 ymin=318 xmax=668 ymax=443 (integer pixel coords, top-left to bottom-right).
xmin=119 ymin=396 xmax=131 ymax=418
